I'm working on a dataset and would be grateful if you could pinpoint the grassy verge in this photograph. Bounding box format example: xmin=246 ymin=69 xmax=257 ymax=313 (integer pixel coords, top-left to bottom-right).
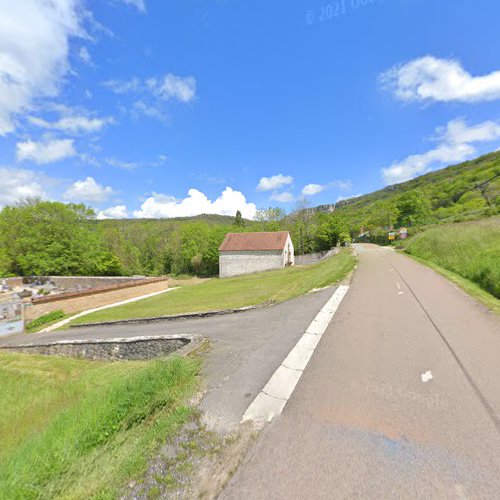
xmin=403 ymin=217 xmax=499 ymax=299
xmin=70 ymin=249 xmax=356 ymax=325
xmin=403 ymin=252 xmax=500 ymax=315
xmin=0 ymin=352 xmax=199 ymax=498
xmin=26 ymin=310 xmax=66 ymax=333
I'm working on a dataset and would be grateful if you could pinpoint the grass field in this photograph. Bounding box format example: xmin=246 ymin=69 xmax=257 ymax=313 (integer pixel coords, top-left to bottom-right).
xmin=70 ymin=249 xmax=356 ymax=325
xmin=0 ymin=352 xmax=199 ymax=498
xmin=404 ymin=217 xmax=500 ymax=306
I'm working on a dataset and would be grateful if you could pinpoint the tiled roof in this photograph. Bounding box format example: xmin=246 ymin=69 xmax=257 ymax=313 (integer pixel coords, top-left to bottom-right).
xmin=219 ymin=231 xmax=290 ymax=251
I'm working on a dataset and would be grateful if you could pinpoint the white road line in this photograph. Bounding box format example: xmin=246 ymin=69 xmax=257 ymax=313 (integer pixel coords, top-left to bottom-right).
xmin=40 ymin=287 xmax=178 ymax=332
xmin=396 ymin=281 xmax=401 ymax=290
xmin=242 ymin=285 xmax=350 ymax=425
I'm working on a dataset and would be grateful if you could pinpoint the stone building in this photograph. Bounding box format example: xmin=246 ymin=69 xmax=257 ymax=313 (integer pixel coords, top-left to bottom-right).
xmin=218 ymin=231 xmax=294 ymax=278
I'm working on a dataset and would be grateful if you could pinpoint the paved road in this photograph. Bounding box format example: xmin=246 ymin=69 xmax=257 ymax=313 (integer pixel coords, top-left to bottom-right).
xmin=222 ymin=244 xmax=500 ymax=499
xmin=0 ymin=286 xmax=335 ymax=434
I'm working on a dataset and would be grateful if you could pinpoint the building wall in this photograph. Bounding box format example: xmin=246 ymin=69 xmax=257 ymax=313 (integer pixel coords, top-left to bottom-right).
xmin=25 ymin=279 xmax=169 ymax=321
xmin=219 ymin=250 xmax=285 ymax=278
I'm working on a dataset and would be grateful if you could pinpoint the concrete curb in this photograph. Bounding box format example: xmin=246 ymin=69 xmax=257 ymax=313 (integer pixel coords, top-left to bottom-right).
xmin=70 ymin=304 xmax=268 ymax=329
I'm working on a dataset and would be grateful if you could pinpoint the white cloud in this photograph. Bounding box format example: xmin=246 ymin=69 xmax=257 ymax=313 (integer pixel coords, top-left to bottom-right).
xmin=64 ymin=176 xmax=114 ymax=203
xmin=270 ymin=192 xmax=295 ymax=203
xmin=147 ymin=74 xmax=196 ymax=103
xmin=381 ymin=118 xmax=500 ymax=185
xmin=28 ymin=114 xmax=113 ymax=134
xmin=302 ymin=184 xmax=324 ymax=196
xmin=133 ymin=187 xmax=257 ymax=219
xmin=132 ymin=100 xmax=168 ymax=123
xmin=102 ymin=78 xmax=141 ymax=94
xmin=16 ymin=138 xmax=76 ymax=164
xmin=106 ymin=158 xmax=140 ymax=170
xmin=257 ymin=174 xmax=293 ymax=192
xmin=301 ymin=180 xmax=352 ymax=196
xmin=0 ymin=0 xmax=85 ymax=135
xmin=380 ymin=56 xmax=500 ymax=103
xmin=97 ymin=205 xmax=128 ymax=219
xmin=104 ymin=74 xmax=196 ymax=105
xmin=117 ymin=0 xmax=146 ymax=13
xmin=0 ymin=166 xmax=47 ymax=207
xmin=78 ymin=46 xmax=92 ymax=65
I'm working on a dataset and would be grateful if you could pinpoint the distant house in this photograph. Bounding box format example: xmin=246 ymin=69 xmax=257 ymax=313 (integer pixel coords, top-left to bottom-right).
xmin=218 ymin=231 xmax=294 ymax=278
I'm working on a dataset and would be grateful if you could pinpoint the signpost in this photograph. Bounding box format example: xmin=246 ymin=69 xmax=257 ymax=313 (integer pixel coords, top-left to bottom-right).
xmin=388 ymin=232 xmax=396 ymax=241
xmin=399 ymin=227 xmax=408 ymax=240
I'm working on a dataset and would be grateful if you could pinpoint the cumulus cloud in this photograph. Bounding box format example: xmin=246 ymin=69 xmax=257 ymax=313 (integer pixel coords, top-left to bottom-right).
xmin=257 ymin=174 xmax=293 ymax=192
xmin=301 ymin=180 xmax=352 ymax=196
xmin=97 ymin=205 xmax=128 ymax=219
xmin=64 ymin=177 xmax=114 ymax=203
xmin=133 ymin=187 xmax=257 ymax=219
xmin=381 ymin=118 xmax=500 ymax=185
xmin=16 ymin=138 xmax=76 ymax=164
xmin=0 ymin=166 xmax=48 ymax=207
xmin=102 ymin=78 xmax=141 ymax=94
xmin=380 ymin=56 xmax=500 ymax=103
xmin=270 ymin=192 xmax=295 ymax=203
xmin=302 ymin=184 xmax=324 ymax=196
xmin=28 ymin=113 xmax=113 ymax=134
xmin=0 ymin=0 xmax=85 ymax=135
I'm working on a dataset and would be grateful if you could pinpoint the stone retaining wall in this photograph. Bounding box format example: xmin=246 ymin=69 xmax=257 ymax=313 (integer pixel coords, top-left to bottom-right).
xmin=27 ymin=276 xmax=146 ymax=291
xmin=294 ymin=248 xmax=340 ymax=266
xmin=1 ymin=335 xmax=191 ymax=361
xmin=25 ymin=278 xmax=169 ymax=321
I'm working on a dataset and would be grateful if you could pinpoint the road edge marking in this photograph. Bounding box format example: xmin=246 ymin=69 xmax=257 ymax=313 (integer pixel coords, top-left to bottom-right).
xmin=242 ymin=284 xmax=349 ymax=425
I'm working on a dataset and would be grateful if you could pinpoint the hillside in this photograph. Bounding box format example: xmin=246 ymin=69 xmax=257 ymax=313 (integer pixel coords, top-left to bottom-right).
xmin=316 ymin=151 xmax=500 ymax=234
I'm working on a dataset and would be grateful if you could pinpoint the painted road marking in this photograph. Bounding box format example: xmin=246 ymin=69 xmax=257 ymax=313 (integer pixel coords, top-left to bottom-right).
xmin=242 ymin=285 xmax=350 ymax=425
xmin=421 ymin=370 xmax=433 ymax=383
xmin=396 ymin=281 xmax=401 ymax=290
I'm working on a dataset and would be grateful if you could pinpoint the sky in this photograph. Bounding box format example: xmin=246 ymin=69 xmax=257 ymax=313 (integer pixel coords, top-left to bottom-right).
xmin=1 ymin=0 xmax=500 ymax=219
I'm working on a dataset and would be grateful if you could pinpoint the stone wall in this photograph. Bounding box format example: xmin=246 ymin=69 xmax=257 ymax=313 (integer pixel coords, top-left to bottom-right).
xmin=294 ymin=248 xmax=340 ymax=266
xmin=23 ymin=276 xmax=144 ymax=291
xmin=219 ymin=250 xmax=285 ymax=278
xmin=25 ymin=278 xmax=169 ymax=321
xmin=1 ymin=335 xmax=190 ymax=361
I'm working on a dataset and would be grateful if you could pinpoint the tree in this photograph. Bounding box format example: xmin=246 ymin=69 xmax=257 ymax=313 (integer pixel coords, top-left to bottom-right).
xmin=0 ymin=200 xmax=122 ymax=276
xmin=395 ymin=191 xmax=431 ymax=227
xmin=234 ymin=210 xmax=245 ymax=227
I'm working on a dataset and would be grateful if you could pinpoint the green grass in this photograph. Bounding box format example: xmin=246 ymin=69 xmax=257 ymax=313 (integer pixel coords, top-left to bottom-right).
xmin=0 ymin=352 xmax=199 ymax=499
xmin=403 ymin=217 xmax=500 ymax=305
xmin=70 ymin=249 xmax=356 ymax=325
xmin=26 ymin=310 xmax=66 ymax=333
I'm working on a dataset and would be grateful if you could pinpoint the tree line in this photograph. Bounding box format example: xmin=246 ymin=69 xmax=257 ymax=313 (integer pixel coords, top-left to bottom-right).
xmin=0 ymin=200 xmax=351 ymax=278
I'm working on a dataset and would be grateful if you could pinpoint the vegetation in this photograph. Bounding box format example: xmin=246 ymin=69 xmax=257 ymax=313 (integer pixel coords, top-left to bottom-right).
xmin=321 ymin=151 xmax=500 ymax=237
xmin=403 ymin=217 xmax=500 ymax=300
xmin=26 ymin=310 xmax=65 ymax=333
xmin=0 ymin=200 xmax=121 ymax=277
xmin=0 ymin=199 xmax=351 ymax=278
xmin=0 ymin=353 xmax=199 ymax=498
xmin=70 ymin=249 xmax=356 ymax=325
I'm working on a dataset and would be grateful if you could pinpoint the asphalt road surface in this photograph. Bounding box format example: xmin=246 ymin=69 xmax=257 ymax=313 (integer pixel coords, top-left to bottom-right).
xmin=221 ymin=244 xmax=500 ymax=499
xmin=0 ymin=285 xmax=335 ymax=434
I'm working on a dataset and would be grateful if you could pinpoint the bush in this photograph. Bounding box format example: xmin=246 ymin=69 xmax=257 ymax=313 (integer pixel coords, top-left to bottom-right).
xmin=26 ymin=310 xmax=65 ymax=332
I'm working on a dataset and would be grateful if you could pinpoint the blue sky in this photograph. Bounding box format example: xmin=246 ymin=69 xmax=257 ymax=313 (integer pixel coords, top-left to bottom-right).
xmin=2 ymin=0 xmax=500 ymax=218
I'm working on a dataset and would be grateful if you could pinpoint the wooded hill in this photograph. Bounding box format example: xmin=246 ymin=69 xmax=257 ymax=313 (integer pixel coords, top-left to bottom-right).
xmin=316 ymin=151 xmax=500 ymax=236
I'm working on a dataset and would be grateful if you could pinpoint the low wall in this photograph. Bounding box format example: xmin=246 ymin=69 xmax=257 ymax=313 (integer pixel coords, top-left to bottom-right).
xmin=25 ymin=278 xmax=169 ymax=321
xmin=1 ymin=335 xmax=190 ymax=361
xmin=294 ymin=248 xmax=339 ymax=266
xmin=23 ymin=276 xmax=144 ymax=291
xmin=2 ymin=277 xmax=23 ymax=288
